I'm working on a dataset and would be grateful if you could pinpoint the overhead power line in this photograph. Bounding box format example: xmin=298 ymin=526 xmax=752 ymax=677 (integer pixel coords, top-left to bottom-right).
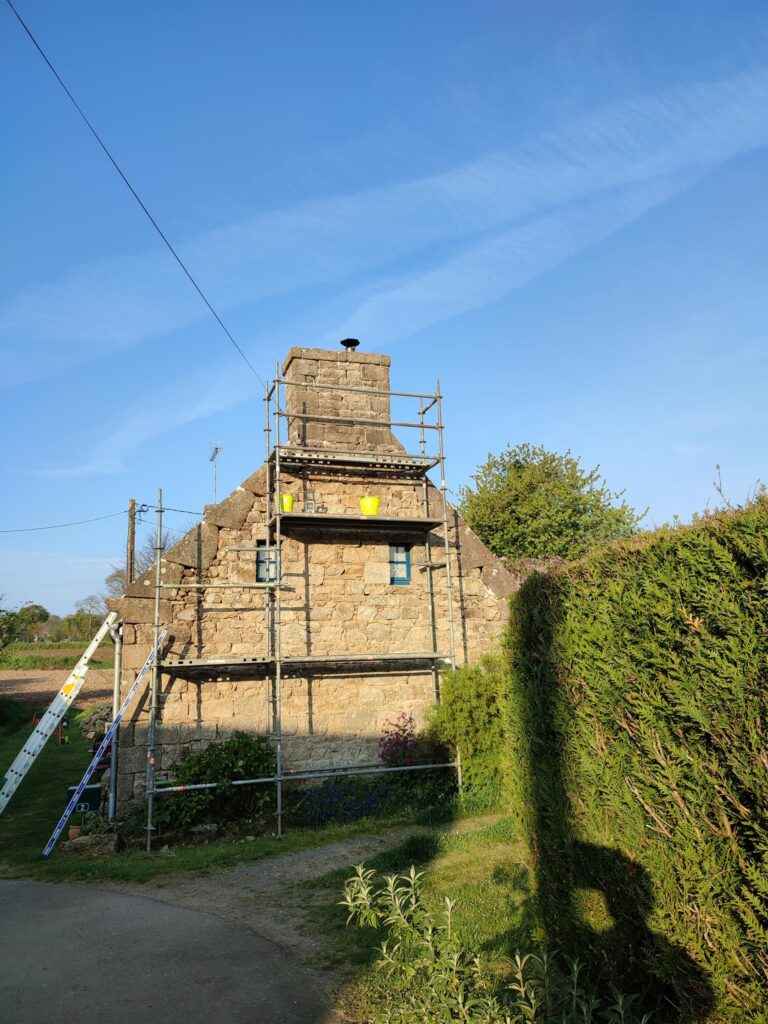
xmin=0 ymin=510 xmax=128 ymax=534
xmin=5 ymin=0 xmax=266 ymax=389
xmin=0 ymin=502 xmax=207 ymax=535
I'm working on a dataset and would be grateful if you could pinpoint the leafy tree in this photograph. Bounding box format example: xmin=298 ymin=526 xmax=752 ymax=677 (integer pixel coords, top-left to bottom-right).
xmin=0 ymin=597 xmax=19 ymax=652
xmin=75 ymin=595 xmax=103 ymax=635
xmin=13 ymin=602 xmax=50 ymax=641
xmin=48 ymin=612 xmax=92 ymax=642
xmin=458 ymin=442 xmax=643 ymax=561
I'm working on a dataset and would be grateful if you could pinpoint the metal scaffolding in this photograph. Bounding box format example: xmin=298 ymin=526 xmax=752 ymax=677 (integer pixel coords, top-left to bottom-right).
xmin=144 ymin=365 xmax=460 ymax=844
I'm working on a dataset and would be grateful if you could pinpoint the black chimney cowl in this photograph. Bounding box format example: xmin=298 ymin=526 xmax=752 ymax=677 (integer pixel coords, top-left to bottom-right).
xmin=340 ymin=338 xmax=360 ymax=350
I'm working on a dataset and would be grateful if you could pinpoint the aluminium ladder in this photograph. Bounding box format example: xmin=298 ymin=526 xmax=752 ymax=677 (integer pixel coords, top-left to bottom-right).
xmin=0 ymin=611 xmax=118 ymax=816
xmin=42 ymin=628 xmax=167 ymax=858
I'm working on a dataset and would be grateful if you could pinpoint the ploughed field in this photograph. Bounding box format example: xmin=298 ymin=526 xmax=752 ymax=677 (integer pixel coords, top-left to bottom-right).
xmin=0 ymin=668 xmax=113 ymax=706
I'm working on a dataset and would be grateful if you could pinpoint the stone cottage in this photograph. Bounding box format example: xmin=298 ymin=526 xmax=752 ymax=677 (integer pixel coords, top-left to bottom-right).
xmin=111 ymin=344 xmax=515 ymax=811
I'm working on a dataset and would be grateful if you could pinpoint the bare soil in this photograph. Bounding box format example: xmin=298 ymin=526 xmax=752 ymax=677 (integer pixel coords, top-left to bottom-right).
xmin=9 ymin=647 xmax=111 ymax=659
xmin=0 ymin=669 xmax=113 ymax=707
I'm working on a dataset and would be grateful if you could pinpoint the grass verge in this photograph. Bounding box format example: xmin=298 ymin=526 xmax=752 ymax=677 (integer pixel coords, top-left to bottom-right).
xmin=295 ymin=816 xmax=536 ymax=1020
xmin=0 ymin=654 xmax=113 ymax=670
xmin=0 ymin=696 xmax=498 ymax=884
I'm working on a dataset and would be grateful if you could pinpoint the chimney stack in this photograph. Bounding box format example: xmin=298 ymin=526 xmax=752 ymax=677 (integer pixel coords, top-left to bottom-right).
xmin=281 ymin=346 xmax=397 ymax=453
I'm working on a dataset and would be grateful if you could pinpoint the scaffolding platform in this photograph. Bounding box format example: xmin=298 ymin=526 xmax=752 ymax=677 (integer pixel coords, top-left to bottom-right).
xmin=269 ymin=445 xmax=439 ymax=477
xmin=161 ymin=651 xmax=451 ymax=681
xmin=268 ymin=511 xmax=443 ymax=535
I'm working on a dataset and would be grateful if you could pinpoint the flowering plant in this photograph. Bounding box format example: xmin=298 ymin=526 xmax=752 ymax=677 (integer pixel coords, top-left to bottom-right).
xmin=379 ymin=712 xmax=418 ymax=767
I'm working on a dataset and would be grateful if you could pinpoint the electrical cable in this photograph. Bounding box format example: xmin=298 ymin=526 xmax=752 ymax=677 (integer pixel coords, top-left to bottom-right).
xmin=4 ymin=0 xmax=267 ymax=389
xmin=143 ymin=505 xmax=205 ymax=517
xmin=0 ymin=510 xmax=127 ymax=533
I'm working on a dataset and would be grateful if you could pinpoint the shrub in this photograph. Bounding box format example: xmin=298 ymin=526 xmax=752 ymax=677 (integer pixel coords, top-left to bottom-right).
xmin=154 ymin=731 xmax=276 ymax=831
xmin=430 ymin=654 xmax=508 ymax=803
xmin=505 ymin=500 xmax=768 ymax=1020
xmin=342 ymin=865 xmax=650 ymax=1023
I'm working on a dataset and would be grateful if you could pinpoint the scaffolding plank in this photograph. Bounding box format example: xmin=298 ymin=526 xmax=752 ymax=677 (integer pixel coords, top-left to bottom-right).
xmin=270 ymin=512 xmax=443 ymax=533
xmin=270 ymin=446 xmax=439 ymax=476
xmin=162 ymin=651 xmax=450 ymax=679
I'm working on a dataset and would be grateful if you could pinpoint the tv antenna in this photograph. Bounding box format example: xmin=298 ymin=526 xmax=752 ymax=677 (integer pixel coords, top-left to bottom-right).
xmin=209 ymin=443 xmax=223 ymax=504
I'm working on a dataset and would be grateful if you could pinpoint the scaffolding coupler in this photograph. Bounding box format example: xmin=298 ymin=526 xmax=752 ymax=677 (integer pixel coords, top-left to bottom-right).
xmin=0 ymin=611 xmax=119 ymax=816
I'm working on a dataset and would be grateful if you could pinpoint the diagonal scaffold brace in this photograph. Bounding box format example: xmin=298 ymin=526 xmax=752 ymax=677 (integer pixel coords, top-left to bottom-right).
xmin=0 ymin=611 xmax=119 ymax=817
xmin=41 ymin=628 xmax=168 ymax=859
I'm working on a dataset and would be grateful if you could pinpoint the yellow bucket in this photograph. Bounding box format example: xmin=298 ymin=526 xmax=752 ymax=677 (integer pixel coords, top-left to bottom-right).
xmin=359 ymin=496 xmax=380 ymax=516
xmin=279 ymin=494 xmax=295 ymax=513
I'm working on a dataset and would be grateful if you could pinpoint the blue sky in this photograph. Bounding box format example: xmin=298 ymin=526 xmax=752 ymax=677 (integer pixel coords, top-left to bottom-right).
xmin=2 ymin=1 xmax=767 ymax=615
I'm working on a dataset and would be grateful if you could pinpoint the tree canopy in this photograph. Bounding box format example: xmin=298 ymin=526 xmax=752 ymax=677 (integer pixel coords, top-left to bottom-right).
xmin=457 ymin=442 xmax=643 ymax=562
xmin=0 ymin=598 xmax=19 ymax=651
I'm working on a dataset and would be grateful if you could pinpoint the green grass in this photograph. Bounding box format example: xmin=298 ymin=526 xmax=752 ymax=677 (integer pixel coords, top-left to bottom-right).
xmin=6 ymin=641 xmax=113 ymax=651
xmin=0 ymin=654 xmax=113 ymax=670
xmin=300 ymin=820 xmax=532 ymax=957
xmin=296 ymin=817 xmax=537 ymax=1020
xmin=0 ymin=697 xmax=97 ymax=868
xmin=0 ymin=696 xmax=498 ymax=884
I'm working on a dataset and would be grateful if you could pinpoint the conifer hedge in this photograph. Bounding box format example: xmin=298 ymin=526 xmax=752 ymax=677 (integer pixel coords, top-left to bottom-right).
xmin=505 ymin=500 xmax=768 ymax=1021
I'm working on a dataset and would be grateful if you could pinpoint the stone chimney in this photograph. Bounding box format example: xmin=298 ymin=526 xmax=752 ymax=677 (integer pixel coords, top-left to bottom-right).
xmin=281 ymin=347 xmax=400 ymax=453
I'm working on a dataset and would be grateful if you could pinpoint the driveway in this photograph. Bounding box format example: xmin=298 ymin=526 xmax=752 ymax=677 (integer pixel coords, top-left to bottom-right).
xmin=0 ymin=880 xmax=339 ymax=1024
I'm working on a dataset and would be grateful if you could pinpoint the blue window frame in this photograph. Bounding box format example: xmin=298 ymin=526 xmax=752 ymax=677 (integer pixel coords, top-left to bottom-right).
xmin=389 ymin=544 xmax=411 ymax=585
xmin=256 ymin=541 xmax=277 ymax=583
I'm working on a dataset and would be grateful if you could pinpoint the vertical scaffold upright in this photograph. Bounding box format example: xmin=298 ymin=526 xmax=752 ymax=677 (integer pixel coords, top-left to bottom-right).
xmin=264 ymin=366 xmax=458 ymax=836
xmin=145 ymin=488 xmax=164 ymax=852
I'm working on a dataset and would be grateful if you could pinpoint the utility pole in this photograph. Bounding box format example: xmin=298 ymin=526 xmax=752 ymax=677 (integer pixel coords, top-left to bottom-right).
xmin=127 ymin=498 xmax=136 ymax=585
xmin=210 ymin=443 xmax=223 ymax=504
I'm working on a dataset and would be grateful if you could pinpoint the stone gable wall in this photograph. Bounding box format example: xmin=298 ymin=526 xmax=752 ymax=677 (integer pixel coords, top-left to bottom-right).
xmin=112 ymin=347 xmax=515 ymax=808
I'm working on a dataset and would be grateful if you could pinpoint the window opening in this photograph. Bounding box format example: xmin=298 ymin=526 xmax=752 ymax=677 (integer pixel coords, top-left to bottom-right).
xmin=256 ymin=540 xmax=277 ymax=583
xmin=389 ymin=544 xmax=411 ymax=585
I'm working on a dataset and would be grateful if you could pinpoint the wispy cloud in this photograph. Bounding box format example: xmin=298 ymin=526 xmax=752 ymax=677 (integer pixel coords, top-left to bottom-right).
xmin=35 ymin=363 xmax=253 ymax=476
xmin=3 ymin=66 xmax=767 ymax=388
xmin=333 ymin=173 xmax=694 ymax=346
xmin=673 ymin=442 xmax=718 ymax=459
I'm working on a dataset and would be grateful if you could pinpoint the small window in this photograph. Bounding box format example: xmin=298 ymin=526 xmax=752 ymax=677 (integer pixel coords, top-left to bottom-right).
xmin=389 ymin=544 xmax=411 ymax=586
xmin=256 ymin=541 xmax=277 ymax=583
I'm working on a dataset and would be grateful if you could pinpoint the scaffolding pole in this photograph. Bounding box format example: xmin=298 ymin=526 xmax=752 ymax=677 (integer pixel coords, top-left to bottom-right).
xmin=151 ymin=758 xmax=460 ymax=795
xmin=145 ymin=488 xmax=163 ymax=852
xmin=108 ymin=622 xmax=122 ymax=820
xmin=436 ymin=381 xmax=458 ymax=671
xmin=265 ymin=380 xmax=274 ymax=730
xmin=419 ymin=397 xmax=441 ymax=703
xmin=273 ymin=363 xmax=284 ymax=837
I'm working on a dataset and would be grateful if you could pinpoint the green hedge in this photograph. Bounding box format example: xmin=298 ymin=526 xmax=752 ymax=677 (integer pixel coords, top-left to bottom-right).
xmin=505 ymin=500 xmax=768 ymax=1021
xmin=430 ymin=653 xmax=508 ymax=804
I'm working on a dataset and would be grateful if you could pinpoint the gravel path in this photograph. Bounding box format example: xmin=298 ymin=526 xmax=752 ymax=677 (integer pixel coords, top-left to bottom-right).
xmin=100 ymin=815 xmax=499 ymax=979
xmin=0 ymin=669 xmax=113 ymax=706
